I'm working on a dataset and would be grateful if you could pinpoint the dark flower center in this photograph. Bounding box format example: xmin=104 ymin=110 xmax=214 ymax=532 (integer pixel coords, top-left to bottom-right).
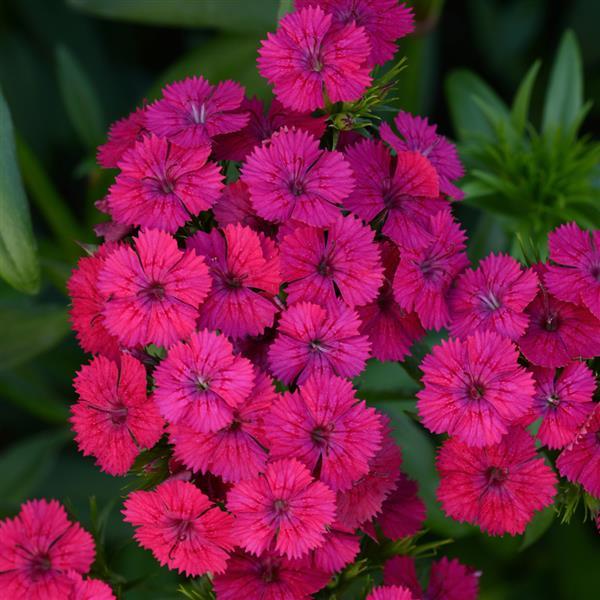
xmin=543 ymin=312 xmax=559 ymax=332
xmin=261 ymin=558 xmax=280 ymax=583
xmin=160 ymin=178 xmax=176 ymax=195
xmin=311 ymin=424 xmax=333 ymax=447
xmin=485 ymin=466 xmax=508 ymax=486
xmin=480 ymin=290 xmax=501 ymax=311
xmin=273 ymin=499 xmax=289 ymax=515
xmin=309 ymin=339 xmax=325 ymax=353
xmin=29 ymin=553 xmax=53 ymax=579
xmin=195 ymin=376 xmax=210 ymax=392
xmin=289 ymin=178 xmax=306 ymax=196
xmin=225 ymin=272 xmax=245 ymax=288
xmin=146 ymin=281 xmax=166 ymax=300
xmin=546 ymin=394 xmax=561 ymax=407
xmin=467 ymin=381 xmax=485 ymax=401
xmin=317 ymin=258 xmax=334 ymax=278
xmin=590 ymin=265 xmax=600 ymax=281
xmin=110 ymin=406 xmax=128 ymax=425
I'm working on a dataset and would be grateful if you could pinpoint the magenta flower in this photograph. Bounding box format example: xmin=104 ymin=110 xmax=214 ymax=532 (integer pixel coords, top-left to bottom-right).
xmin=257 ymin=6 xmax=371 ymax=112
xmin=0 ymin=499 xmax=95 ymax=600
xmin=187 ymin=224 xmax=281 ymax=338
xmin=169 ymin=370 xmax=275 ymax=482
xmin=265 ymin=373 xmax=383 ymax=490
xmin=153 ymin=329 xmax=254 ymax=433
xmin=393 ymin=210 xmax=469 ymax=330
xmin=380 ymin=111 xmax=465 ymax=199
xmin=280 ymin=214 xmax=383 ymax=308
xmin=531 ymin=362 xmax=596 ymax=449
xmin=268 ymin=301 xmax=371 ymax=385
xmin=311 ymin=523 xmax=360 ymax=572
xmin=72 ymin=353 xmax=164 ymax=476
xmin=367 ymin=586 xmax=416 ymax=600
xmin=357 ymin=242 xmax=425 ymax=362
xmin=545 ymin=222 xmax=600 ymax=319
xmin=227 ymin=458 xmax=336 ymax=559
xmin=97 ymin=105 xmax=148 ymax=169
xmin=296 ymin=0 xmax=415 ymax=67
xmin=69 ymin=573 xmax=115 ymax=600
xmin=242 ymin=128 xmax=354 ymax=226
xmin=449 ymin=253 xmax=539 ymax=340
xmin=344 ymin=139 xmax=444 ymax=247
xmin=437 ymin=427 xmax=557 ymax=536
xmin=123 ymin=480 xmax=235 ymax=576
xmin=213 ymin=180 xmax=274 ymax=234
xmin=418 ymin=331 xmax=535 ymax=447
xmin=146 ymin=76 xmax=248 ymax=149
xmin=98 ymin=229 xmax=211 ymax=348
xmin=107 ymin=134 xmax=223 ymax=233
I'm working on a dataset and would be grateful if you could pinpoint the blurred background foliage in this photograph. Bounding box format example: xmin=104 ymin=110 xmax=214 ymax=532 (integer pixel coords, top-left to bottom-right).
xmin=0 ymin=1 xmax=599 ymax=598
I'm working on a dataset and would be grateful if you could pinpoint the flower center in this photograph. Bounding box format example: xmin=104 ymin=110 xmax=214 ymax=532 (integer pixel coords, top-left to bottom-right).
xmin=590 ymin=264 xmax=600 ymax=281
xmin=225 ymin=272 xmax=245 ymax=288
xmin=261 ymin=558 xmax=280 ymax=583
xmin=546 ymin=393 xmax=561 ymax=407
xmin=467 ymin=381 xmax=485 ymax=401
xmin=110 ymin=406 xmax=128 ymax=425
xmin=485 ymin=466 xmax=508 ymax=486
xmin=309 ymin=339 xmax=325 ymax=353
xmin=311 ymin=424 xmax=333 ymax=447
xmin=160 ymin=177 xmax=176 ymax=195
xmin=543 ymin=312 xmax=559 ymax=332
xmin=273 ymin=499 xmax=289 ymax=515
xmin=195 ymin=376 xmax=210 ymax=392
xmin=29 ymin=553 xmax=52 ymax=579
xmin=145 ymin=281 xmax=166 ymax=300
xmin=189 ymin=102 xmax=206 ymax=124
xmin=479 ymin=290 xmax=501 ymax=311
xmin=317 ymin=258 xmax=334 ymax=278
xmin=289 ymin=178 xmax=306 ymax=196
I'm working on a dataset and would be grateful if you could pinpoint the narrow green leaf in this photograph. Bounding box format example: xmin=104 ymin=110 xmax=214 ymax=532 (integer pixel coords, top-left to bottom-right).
xmin=0 ymin=89 xmax=40 ymax=294
xmin=520 ymin=506 xmax=555 ymax=550
xmin=55 ymin=45 xmax=104 ymax=151
xmin=67 ymin=0 xmax=279 ymax=33
xmin=511 ymin=60 xmax=541 ymax=133
xmin=542 ymin=30 xmax=583 ymax=134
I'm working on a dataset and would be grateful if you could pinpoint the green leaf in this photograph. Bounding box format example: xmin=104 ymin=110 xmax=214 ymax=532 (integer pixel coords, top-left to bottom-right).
xmin=67 ymin=0 xmax=279 ymax=33
xmin=520 ymin=506 xmax=555 ymax=550
xmin=0 ymin=88 xmax=40 ymax=294
xmin=542 ymin=30 xmax=583 ymax=134
xmin=55 ymin=45 xmax=105 ymax=151
xmin=511 ymin=60 xmax=541 ymax=133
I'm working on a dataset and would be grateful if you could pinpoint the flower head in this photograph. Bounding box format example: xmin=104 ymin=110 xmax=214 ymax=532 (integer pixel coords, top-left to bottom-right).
xmin=242 ymin=128 xmax=354 ymax=226
xmin=311 ymin=523 xmax=360 ymax=572
xmin=97 ymin=105 xmax=148 ymax=169
xmin=69 ymin=573 xmax=115 ymax=600
xmin=257 ymin=6 xmax=371 ymax=111
xmin=123 ymin=480 xmax=235 ymax=576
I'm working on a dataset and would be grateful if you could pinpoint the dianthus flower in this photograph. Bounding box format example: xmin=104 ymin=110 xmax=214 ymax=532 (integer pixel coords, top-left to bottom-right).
xmin=280 ymin=214 xmax=383 ymax=308
xmin=393 ymin=210 xmax=469 ymax=330
xmin=0 ymin=499 xmax=95 ymax=600
xmin=98 ymin=229 xmax=211 ymax=348
xmin=530 ymin=362 xmax=596 ymax=449
xmin=242 ymin=128 xmax=354 ymax=226
xmin=380 ymin=111 xmax=464 ymax=199
xmin=169 ymin=370 xmax=275 ymax=482
xmin=265 ymin=373 xmax=383 ymax=490
xmin=213 ymin=549 xmax=329 ymax=600
xmin=146 ymin=76 xmax=248 ymax=149
xmin=545 ymin=222 xmax=600 ymax=319
xmin=153 ymin=329 xmax=254 ymax=433
xmin=72 ymin=353 xmax=164 ymax=476
xmin=106 ymin=134 xmax=223 ymax=233
xmin=384 ymin=555 xmax=480 ymax=600
xmin=213 ymin=96 xmax=327 ymax=162
xmin=187 ymin=224 xmax=281 ymax=338
xmin=296 ymin=0 xmax=414 ymax=67
xmin=97 ymin=105 xmax=148 ymax=168
xmin=557 ymin=407 xmax=600 ymax=497
xmin=344 ymin=139 xmax=444 ymax=247
xmin=437 ymin=427 xmax=557 ymax=535
xmin=367 ymin=586 xmax=415 ymax=600
xmin=311 ymin=523 xmax=360 ymax=572
xmin=418 ymin=331 xmax=534 ymax=447
xmin=123 ymin=480 xmax=235 ymax=576
xmin=357 ymin=242 xmax=424 ymax=361
xmin=69 ymin=573 xmax=115 ymax=600
xmin=68 ymin=243 xmax=120 ymax=359
xmin=257 ymin=6 xmax=371 ymax=112
xmin=227 ymin=458 xmax=336 ymax=559
xmin=268 ymin=301 xmax=371 ymax=385
xmin=448 ymin=253 xmax=539 ymax=340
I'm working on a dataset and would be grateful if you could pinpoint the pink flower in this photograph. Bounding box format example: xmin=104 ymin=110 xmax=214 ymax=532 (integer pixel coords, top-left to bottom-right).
xmin=380 ymin=111 xmax=465 ymax=199
xmin=557 ymin=407 xmax=600 ymax=497
xmin=97 ymin=105 xmax=148 ymax=169
xmin=437 ymin=427 xmax=557 ymax=535
xmin=265 ymin=373 xmax=383 ymax=490
xmin=311 ymin=523 xmax=360 ymax=572
xmin=257 ymin=6 xmax=371 ymax=112
xmin=153 ymin=329 xmax=254 ymax=433
xmin=213 ymin=96 xmax=327 ymax=162
xmin=531 ymin=362 xmax=596 ymax=449
xmin=242 ymin=128 xmax=355 ymax=226
xmin=69 ymin=573 xmax=115 ymax=600
xmin=296 ymin=0 xmax=415 ymax=67
xmin=68 ymin=244 xmax=120 ymax=360
xmin=146 ymin=76 xmax=248 ymax=149
xmin=72 ymin=353 xmax=164 ymax=476
xmin=107 ymin=134 xmax=223 ymax=233
xmin=98 ymin=229 xmax=211 ymax=348
xmin=545 ymin=222 xmax=600 ymax=319
xmin=367 ymin=586 xmax=416 ymax=600
xmin=123 ymin=480 xmax=235 ymax=576
xmin=344 ymin=139 xmax=443 ymax=247
xmin=268 ymin=301 xmax=371 ymax=385
xmin=187 ymin=224 xmax=281 ymax=338
xmin=227 ymin=458 xmax=336 ymax=559
xmin=393 ymin=210 xmax=469 ymax=330
xmin=169 ymin=370 xmax=275 ymax=482
xmin=357 ymin=242 xmax=425 ymax=362
xmin=0 ymin=499 xmax=95 ymax=600
xmin=384 ymin=555 xmax=480 ymax=600
xmin=448 ymin=253 xmax=539 ymax=340
xmin=418 ymin=331 xmax=535 ymax=447
xmin=213 ymin=549 xmax=329 ymax=600
xmin=280 ymin=214 xmax=383 ymax=308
